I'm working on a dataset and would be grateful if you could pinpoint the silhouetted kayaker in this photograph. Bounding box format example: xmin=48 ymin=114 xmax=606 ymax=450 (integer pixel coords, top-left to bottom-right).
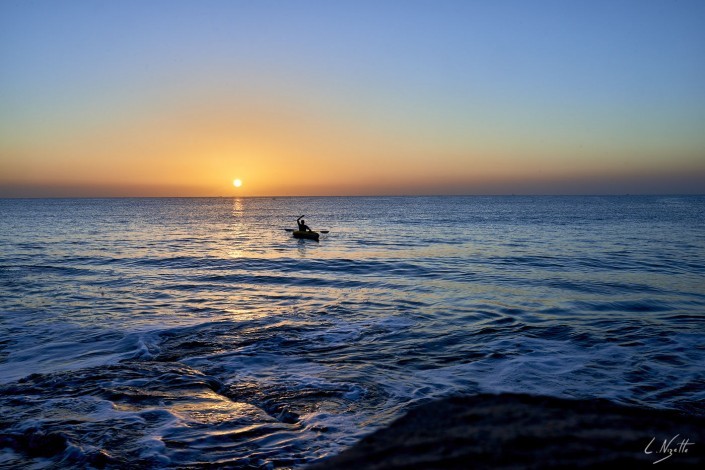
xmin=297 ymin=215 xmax=311 ymax=232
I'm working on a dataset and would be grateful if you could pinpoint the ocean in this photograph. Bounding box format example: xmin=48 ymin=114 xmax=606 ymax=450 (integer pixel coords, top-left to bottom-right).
xmin=1 ymin=196 xmax=704 ymax=468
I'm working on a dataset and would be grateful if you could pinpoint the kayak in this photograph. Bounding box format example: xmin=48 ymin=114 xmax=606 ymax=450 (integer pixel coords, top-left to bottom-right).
xmin=293 ymin=230 xmax=320 ymax=241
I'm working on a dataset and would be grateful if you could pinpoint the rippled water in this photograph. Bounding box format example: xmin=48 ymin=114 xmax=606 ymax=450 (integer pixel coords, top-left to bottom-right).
xmin=1 ymin=196 xmax=704 ymax=468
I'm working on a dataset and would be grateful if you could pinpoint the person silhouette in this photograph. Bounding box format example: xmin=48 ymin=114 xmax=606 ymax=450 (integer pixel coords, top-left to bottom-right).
xmin=297 ymin=215 xmax=311 ymax=232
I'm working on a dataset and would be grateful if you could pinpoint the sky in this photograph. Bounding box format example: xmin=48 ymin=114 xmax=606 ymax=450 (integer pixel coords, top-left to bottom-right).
xmin=1 ymin=0 xmax=704 ymax=196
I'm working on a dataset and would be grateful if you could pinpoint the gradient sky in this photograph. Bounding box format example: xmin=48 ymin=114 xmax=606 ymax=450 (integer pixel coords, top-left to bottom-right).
xmin=1 ymin=0 xmax=704 ymax=196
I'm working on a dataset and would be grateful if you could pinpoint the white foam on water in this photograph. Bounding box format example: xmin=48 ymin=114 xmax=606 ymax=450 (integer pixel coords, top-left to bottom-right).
xmin=300 ymin=314 xmax=415 ymax=347
xmin=0 ymin=328 xmax=160 ymax=384
xmin=299 ymin=411 xmax=368 ymax=456
xmin=136 ymin=437 xmax=171 ymax=466
xmin=180 ymin=340 xmax=376 ymax=459
xmin=384 ymin=333 xmax=704 ymax=410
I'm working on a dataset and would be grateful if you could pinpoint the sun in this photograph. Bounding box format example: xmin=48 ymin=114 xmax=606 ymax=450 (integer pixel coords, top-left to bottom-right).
xmin=233 ymin=179 xmax=242 ymax=188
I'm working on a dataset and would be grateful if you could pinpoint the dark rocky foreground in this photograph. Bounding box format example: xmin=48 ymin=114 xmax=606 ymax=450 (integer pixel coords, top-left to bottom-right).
xmin=309 ymin=393 xmax=705 ymax=469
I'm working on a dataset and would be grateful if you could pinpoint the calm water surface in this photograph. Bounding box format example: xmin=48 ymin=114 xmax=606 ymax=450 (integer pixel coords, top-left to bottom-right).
xmin=1 ymin=196 xmax=704 ymax=468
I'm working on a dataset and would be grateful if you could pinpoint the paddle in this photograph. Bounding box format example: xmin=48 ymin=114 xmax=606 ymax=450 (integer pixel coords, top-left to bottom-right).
xmin=287 ymin=215 xmax=329 ymax=233
xmin=284 ymin=228 xmax=329 ymax=233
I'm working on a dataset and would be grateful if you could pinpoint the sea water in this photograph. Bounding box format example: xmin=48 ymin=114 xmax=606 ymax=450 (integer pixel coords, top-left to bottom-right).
xmin=1 ymin=196 xmax=704 ymax=468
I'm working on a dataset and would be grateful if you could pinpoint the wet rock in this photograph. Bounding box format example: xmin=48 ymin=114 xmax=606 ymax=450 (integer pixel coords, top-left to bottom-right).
xmin=9 ymin=429 xmax=68 ymax=458
xmin=309 ymin=393 xmax=705 ymax=468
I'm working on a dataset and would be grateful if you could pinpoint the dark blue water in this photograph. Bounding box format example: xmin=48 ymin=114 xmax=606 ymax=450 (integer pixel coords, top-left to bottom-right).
xmin=1 ymin=196 xmax=704 ymax=468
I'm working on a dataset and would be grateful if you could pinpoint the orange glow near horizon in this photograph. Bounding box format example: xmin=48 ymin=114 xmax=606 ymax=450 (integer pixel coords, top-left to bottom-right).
xmin=2 ymin=67 xmax=704 ymax=197
xmin=0 ymin=83 xmax=701 ymax=199
xmin=3 ymin=85 xmax=703 ymax=197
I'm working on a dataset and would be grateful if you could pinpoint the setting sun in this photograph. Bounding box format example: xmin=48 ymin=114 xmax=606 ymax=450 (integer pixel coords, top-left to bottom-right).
xmin=233 ymin=179 xmax=242 ymax=188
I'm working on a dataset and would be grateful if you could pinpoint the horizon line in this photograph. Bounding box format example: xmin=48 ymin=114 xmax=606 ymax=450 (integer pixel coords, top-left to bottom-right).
xmin=2 ymin=193 xmax=704 ymax=200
